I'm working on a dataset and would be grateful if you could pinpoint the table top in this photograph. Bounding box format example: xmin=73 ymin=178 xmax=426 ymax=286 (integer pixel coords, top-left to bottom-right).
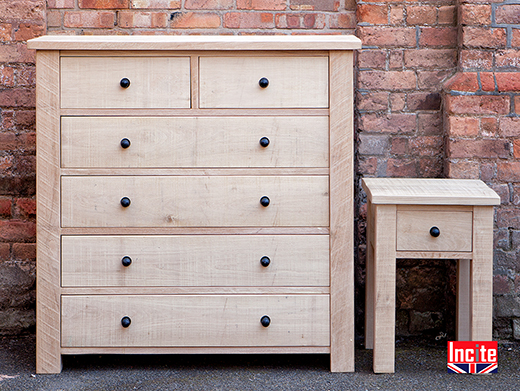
xmin=362 ymin=178 xmax=501 ymax=206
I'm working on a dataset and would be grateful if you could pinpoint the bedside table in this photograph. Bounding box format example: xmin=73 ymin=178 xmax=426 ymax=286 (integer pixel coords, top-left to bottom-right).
xmin=361 ymin=178 xmax=500 ymax=373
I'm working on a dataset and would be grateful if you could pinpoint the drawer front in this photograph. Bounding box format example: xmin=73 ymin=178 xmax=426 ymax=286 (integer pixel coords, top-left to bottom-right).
xmin=61 ymin=235 xmax=330 ymax=287
xmin=61 ymin=176 xmax=329 ymax=228
xmin=60 ymin=57 xmax=191 ymax=109
xmin=396 ymin=210 xmax=473 ymax=252
xmin=199 ymin=57 xmax=329 ymax=108
xmin=61 ymin=295 xmax=330 ymax=347
xmin=61 ymin=116 xmax=329 ymax=168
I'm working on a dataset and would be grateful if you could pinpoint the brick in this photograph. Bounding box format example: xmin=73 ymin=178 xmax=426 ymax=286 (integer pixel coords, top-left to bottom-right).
xmin=388 ymin=50 xmax=402 ymax=70
xmin=516 ymin=96 xmax=520 ymax=115
xmin=419 ymin=27 xmax=458 ymax=48
xmin=479 ymin=159 xmax=494 ymax=181
xmin=460 ymin=50 xmax=493 ymax=70
xmin=496 ymin=73 xmax=520 ymax=92
xmin=12 ymin=243 xmax=35 ymax=261
xmin=237 ymin=0 xmax=285 ymax=10
xmin=410 ymin=136 xmax=443 ymax=156
xmin=446 ymin=160 xmax=480 ymax=179
xmin=445 ymin=95 xmax=510 ymax=115
xmin=499 ymin=117 xmax=520 ymax=137
xmin=0 ymin=133 xmax=17 ymax=150
xmin=419 ymin=156 xmax=443 ymax=178
xmin=497 ymin=208 xmax=520 ymax=230
xmin=358 ymin=134 xmax=390 ymax=155
xmin=0 ymin=221 xmax=36 ymax=242
xmin=0 ymin=24 xmax=12 ymax=42
xmin=418 ymin=113 xmax=441 ymax=135
xmin=290 ymin=0 xmax=335 ymax=11
xmin=448 ymin=117 xmax=479 ymax=137
xmin=357 ymin=27 xmax=416 ymax=48
xmin=391 ymin=137 xmax=408 ymax=155
xmin=390 ymin=93 xmax=405 ymax=111
xmin=438 ymin=6 xmax=456 ymax=25
xmin=444 ymin=72 xmax=479 ymax=92
xmin=496 ymin=5 xmax=520 ymax=24
xmin=404 ymin=49 xmax=457 ymax=69
xmin=14 ymin=198 xmax=35 ymax=218
xmin=496 ymin=50 xmax=520 ymax=69
xmin=463 ymin=27 xmax=507 ymax=49
xmin=64 ymin=11 xmax=115 ymax=28
xmin=329 ymin=12 xmax=356 ymax=29
xmin=79 ymin=0 xmax=128 ymax=8
xmin=47 ymin=0 xmax=74 ymax=7
xmin=357 ymin=5 xmax=387 ymax=25
xmin=224 ymin=12 xmax=273 ymax=28
xmin=47 ymin=11 xmax=62 ymax=28
xmin=407 ymin=92 xmax=441 ymax=110
xmin=119 ymin=11 xmax=168 ymax=28
xmin=460 ymin=5 xmax=491 ymax=25
xmin=275 ymin=14 xmax=299 ymax=28
xmin=0 ymin=65 xmax=14 ymax=87
xmin=386 ymin=158 xmax=417 ymax=177
xmin=131 ymin=0 xmax=180 ymax=8
xmin=357 ymin=50 xmax=386 ymax=69
xmin=389 ymin=5 xmax=403 ymax=25
xmin=481 ymin=117 xmax=498 ymax=137
xmin=406 ymin=6 xmax=436 ymax=26
xmin=494 ymin=275 xmax=512 ymax=295
xmin=0 ymin=0 xmax=45 ymax=19
xmin=0 ymin=198 xmax=11 ymax=217
xmin=480 ymin=72 xmax=495 ymax=91
xmin=417 ymin=70 xmax=453 ymax=89
xmin=359 ymin=113 xmax=416 ymax=133
xmin=0 ymin=243 xmax=9 ymax=260
xmin=13 ymin=23 xmax=45 ymax=42
xmin=357 ymin=92 xmax=388 ymax=111
xmin=513 ymin=29 xmax=520 ymax=48
xmin=169 ymin=12 xmax=221 ymax=28
xmin=449 ymin=139 xmax=510 ymax=159
xmin=0 ymin=156 xmax=14 ymax=172
xmin=514 ymin=187 xmax=520 ymax=205
xmin=515 ymin=140 xmax=520 ymax=159
xmin=358 ymin=71 xmax=416 ymax=90
xmin=358 ymin=157 xmax=377 ymax=175
xmin=0 ymin=43 xmax=35 ymax=63
xmin=0 ymin=88 xmax=35 ymax=108
xmin=185 ymin=0 xmax=233 ymax=9
xmin=13 ymin=111 xmax=35 ymax=128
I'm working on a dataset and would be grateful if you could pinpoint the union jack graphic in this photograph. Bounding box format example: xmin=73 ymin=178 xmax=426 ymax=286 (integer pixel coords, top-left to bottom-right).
xmin=447 ymin=363 xmax=498 ymax=374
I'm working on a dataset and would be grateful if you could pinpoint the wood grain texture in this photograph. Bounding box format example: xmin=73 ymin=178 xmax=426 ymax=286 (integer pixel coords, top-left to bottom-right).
xmin=457 ymin=259 xmax=471 ymax=341
xmin=61 ymin=235 xmax=329 ymax=287
xmin=61 ymin=176 xmax=329 ymax=228
xmin=60 ymin=57 xmax=191 ymax=109
xmin=61 ymin=295 xmax=330 ymax=347
xmin=60 ymin=227 xmax=330 ymax=235
xmin=61 ymin=116 xmax=329 ymax=168
xmin=60 ymin=168 xmax=329 ymax=177
xmin=396 ymin=251 xmax=472 ymax=260
xmin=61 ymin=287 xmax=330 ymax=295
xmin=329 ymin=51 xmax=354 ymax=372
xmin=199 ymin=57 xmax=328 ymax=108
xmin=61 ymin=346 xmax=331 ymax=354
xmin=35 ymin=51 xmax=62 ymax=374
xmin=365 ymin=202 xmax=374 ymax=350
xmin=59 ymin=108 xmax=330 ymax=117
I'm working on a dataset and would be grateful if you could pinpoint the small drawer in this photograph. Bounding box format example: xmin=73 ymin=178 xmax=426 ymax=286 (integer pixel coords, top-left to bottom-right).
xmin=396 ymin=208 xmax=473 ymax=252
xmin=61 ymin=175 xmax=329 ymax=228
xmin=61 ymin=116 xmax=329 ymax=168
xmin=61 ymin=235 xmax=330 ymax=287
xmin=60 ymin=57 xmax=191 ymax=109
xmin=61 ymin=295 xmax=330 ymax=347
xmin=199 ymin=57 xmax=329 ymax=108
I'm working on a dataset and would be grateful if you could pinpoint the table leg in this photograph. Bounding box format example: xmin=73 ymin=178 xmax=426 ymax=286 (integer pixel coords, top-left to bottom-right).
xmin=365 ymin=201 xmax=374 ymax=350
xmin=457 ymin=259 xmax=471 ymax=341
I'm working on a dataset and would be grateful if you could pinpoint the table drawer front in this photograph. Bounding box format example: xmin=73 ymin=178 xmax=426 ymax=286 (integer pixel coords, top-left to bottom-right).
xmin=62 ymin=235 xmax=330 ymax=287
xmin=60 ymin=57 xmax=191 ymax=109
xmin=61 ymin=176 xmax=329 ymax=228
xmin=396 ymin=209 xmax=473 ymax=252
xmin=61 ymin=116 xmax=329 ymax=168
xmin=61 ymin=295 xmax=330 ymax=347
xmin=199 ymin=57 xmax=329 ymax=108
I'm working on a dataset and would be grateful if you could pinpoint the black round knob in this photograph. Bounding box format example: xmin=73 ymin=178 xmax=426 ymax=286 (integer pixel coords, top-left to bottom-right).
xmin=260 ymin=256 xmax=271 ymax=267
xmin=120 ymin=78 xmax=131 ymax=88
xmin=121 ymin=316 xmax=131 ymax=328
xmin=259 ymin=137 xmax=270 ymax=148
xmin=120 ymin=197 xmax=131 ymax=208
xmin=260 ymin=196 xmax=270 ymax=207
xmin=121 ymin=256 xmax=132 ymax=267
xmin=259 ymin=77 xmax=269 ymax=88
xmin=120 ymin=138 xmax=131 ymax=149
xmin=261 ymin=315 xmax=271 ymax=327
xmin=430 ymin=226 xmax=440 ymax=237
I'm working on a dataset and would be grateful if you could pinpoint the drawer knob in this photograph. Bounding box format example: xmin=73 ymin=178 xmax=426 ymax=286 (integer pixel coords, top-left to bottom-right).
xmin=121 ymin=256 xmax=132 ymax=267
xmin=120 ymin=138 xmax=131 ymax=149
xmin=430 ymin=226 xmax=440 ymax=237
xmin=121 ymin=316 xmax=131 ymax=328
xmin=259 ymin=77 xmax=269 ymax=88
xmin=120 ymin=78 xmax=131 ymax=88
xmin=260 ymin=315 xmax=271 ymax=327
xmin=259 ymin=137 xmax=270 ymax=148
xmin=260 ymin=196 xmax=270 ymax=207
xmin=260 ymin=256 xmax=271 ymax=267
xmin=120 ymin=197 xmax=131 ymax=208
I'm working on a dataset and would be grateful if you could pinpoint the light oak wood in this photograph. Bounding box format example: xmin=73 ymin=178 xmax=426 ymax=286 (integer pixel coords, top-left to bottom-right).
xmin=61 ymin=168 xmax=329 ymax=177
xmin=61 ymin=287 xmax=331 ymax=295
xmin=60 ymin=57 xmax=191 ymax=109
xmin=60 ymin=227 xmax=329 ymax=235
xmin=61 ymin=235 xmax=329 ymax=287
xmin=396 ymin=209 xmax=473 ymax=252
xmin=396 ymin=251 xmax=472 ymax=260
xmin=329 ymin=51 xmax=354 ymax=372
xmin=59 ymin=108 xmax=330 ymax=117
xmin=457 ymin=259 xmax=471 ymax=341
xmin=61 ymin=176 xmax=329 ymax=228
xmin=199 ymin=57 xmax=328 ymax=108
xmin=35 ymin=51 xmax=62 ymax=374
xmin=61 ymin=116 xmax=329 ymax=168
xmin=365 ymin=202 xmax=375 ymax=350
xmin=61 ymin=295 xmax=330 ymax=347
xmin=27 ymin=35 xmax=362 ymax=51
xmin=61 ymin=346 xmax=331 ymax=354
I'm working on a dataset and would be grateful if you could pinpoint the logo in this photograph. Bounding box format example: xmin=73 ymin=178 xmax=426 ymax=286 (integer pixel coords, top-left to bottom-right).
xmin=448 ymin=341 xmax=498 ymax=374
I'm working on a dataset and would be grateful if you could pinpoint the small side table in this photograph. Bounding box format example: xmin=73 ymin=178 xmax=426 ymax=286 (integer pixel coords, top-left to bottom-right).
xmin=362 ymin=178 xmax=500 ymax=373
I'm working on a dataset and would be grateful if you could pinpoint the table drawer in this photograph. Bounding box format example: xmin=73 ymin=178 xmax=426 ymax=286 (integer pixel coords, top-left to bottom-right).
xmin=61 ymin=176 xmax=329 ymax=228
xmin=60 ymin=57 xmax=191 ymax=109
xmin=199 ymin=57 xmax=328 ymax=108
xmin=61 ymin=116 xmax=329 ymax=168
xmin=396 ymin=209 xmax=473 ymax=252
xmin=61 ymin=235 xmax=329 ymax=287
xmin=61 ymin=295 xmax=330 ymax=347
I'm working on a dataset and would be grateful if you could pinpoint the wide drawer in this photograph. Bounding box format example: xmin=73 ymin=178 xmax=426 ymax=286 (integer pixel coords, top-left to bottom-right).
xmin=396 ymin=208 xmax=473 ymax=252
xmin=61 ymin=176 xmax=329 ymax=228
xmin=61 ymin=235 xmax=329 ymax=287
xmin=61 ymin=295 xmax=330 ymax=347
xmin=61 ymin=116 xmax=329 ymax=168
xmin=60 ymin=57 xmax=191 ymax=109
xmin=199 ymin=57 xmax=329 ymax=108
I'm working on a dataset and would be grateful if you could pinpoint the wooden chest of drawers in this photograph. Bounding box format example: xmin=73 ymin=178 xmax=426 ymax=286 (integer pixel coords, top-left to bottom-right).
xmin=28 ymin=35 xmax=361 ymax=374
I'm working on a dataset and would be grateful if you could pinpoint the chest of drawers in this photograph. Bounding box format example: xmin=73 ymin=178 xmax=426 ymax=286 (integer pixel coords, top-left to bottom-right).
xmin=28 ymin=35 xmax=361 ymax=374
